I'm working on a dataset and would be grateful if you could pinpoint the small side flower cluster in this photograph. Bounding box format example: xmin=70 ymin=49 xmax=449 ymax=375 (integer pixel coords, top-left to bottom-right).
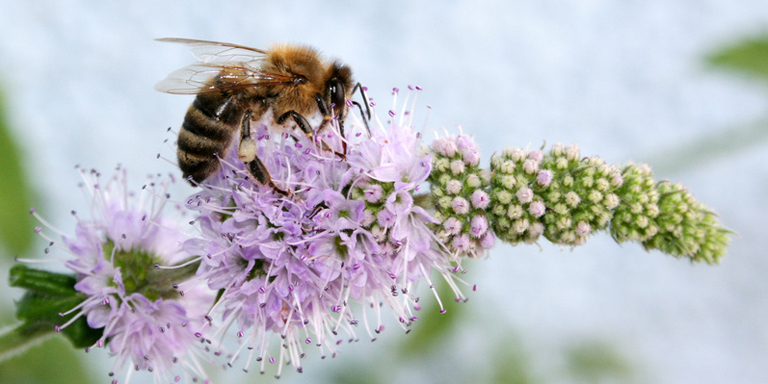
xmin=428 ymin=133 xmax=495 ymax=259
xmin=610 ymin=163 xmax=660 ymax=243
xmin=29 ymin=167 xmax=213 ymax=384
xmin=183 ymin=89 xmax=465 ymax=377
xmin=641 ymin=181 xmax=732 ymax=264
xmin=488 ymin=143 xmax=622 ymax=246
xmin=484 ymin=143 xmax=731 ymax=263
xmin=608 ymin=163 xmax=731 ymax=264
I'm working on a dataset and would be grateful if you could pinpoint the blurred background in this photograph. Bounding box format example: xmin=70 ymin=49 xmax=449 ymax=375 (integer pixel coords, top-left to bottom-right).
xmin=1 ymin=1 xmax=768 ymax=383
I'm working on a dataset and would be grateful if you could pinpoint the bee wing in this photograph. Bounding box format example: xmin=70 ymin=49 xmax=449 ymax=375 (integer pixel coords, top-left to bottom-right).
xmin=155 ymin=38 xmax=293 ymax=95
xmin=156 ymin=38 xmax=268 ymax=64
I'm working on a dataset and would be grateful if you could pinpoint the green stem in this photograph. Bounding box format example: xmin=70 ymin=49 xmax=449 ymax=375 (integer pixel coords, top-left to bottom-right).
xmin=0 ymin=322 xmax=55 ymax=363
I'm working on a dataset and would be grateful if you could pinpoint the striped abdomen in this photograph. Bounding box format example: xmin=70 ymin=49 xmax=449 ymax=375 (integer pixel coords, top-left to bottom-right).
xmin=177 ymin=92 xmax=243 ymax=183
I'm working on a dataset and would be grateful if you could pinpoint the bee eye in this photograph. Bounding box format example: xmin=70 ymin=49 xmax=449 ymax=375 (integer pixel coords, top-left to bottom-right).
xmin=328 ymin=79 xmax=345 ymax=109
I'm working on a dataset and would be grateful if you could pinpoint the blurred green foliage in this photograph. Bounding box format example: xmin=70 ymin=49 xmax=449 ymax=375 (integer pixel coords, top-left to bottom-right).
xmin=0 ymin=85 xmax=93 ymax=383
xmin=327 ymin=275 xmax=637 ymax=384
xmin=564 ymin=341 xmax=635 ymax=384
xmin=708 ymin=34 xmax=768 ymax=81
xmin=0 ymin=336 xmax=94 ymax=384
xmin=0 ymin=91 xmax=35 ymax=256
xmin=648 ymin=32 xmax=768 ymax=174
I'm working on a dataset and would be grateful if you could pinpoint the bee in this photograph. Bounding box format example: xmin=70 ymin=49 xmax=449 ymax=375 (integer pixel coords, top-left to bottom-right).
xmin=155 ymin=38 xmax=370 ymax=193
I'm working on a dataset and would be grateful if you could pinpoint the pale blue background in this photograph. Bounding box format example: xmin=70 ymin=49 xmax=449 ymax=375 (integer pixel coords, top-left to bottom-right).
xmin=1 ymin=1 xmax=768 ymax=383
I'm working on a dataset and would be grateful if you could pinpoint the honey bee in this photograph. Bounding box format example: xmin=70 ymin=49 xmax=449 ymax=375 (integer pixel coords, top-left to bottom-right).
xmin=155 ymin=38 xmax=370 ymax=192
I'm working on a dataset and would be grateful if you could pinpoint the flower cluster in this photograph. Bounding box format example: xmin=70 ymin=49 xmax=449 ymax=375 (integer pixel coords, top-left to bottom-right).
xmin=486 ymin=143 xmax=731 ymax=263
xmin=488 ymin=143 xmax=622 ymax=246
xmin=610 ymin=163 xmax=659 ymax=243
xmin=182 ymin=89 xmax=465 ymax=377
xmin=428 ymin=133 xmax=495 ymax=258
xmin=29 ymin=167 xmax=213 ymax=383
xmin=641 ymin=181 xmax=732 ymax=264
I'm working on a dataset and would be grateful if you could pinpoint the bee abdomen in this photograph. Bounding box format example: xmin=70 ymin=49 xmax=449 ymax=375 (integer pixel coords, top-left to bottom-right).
xmin=177 ymin=99 xmax=241 ymax=183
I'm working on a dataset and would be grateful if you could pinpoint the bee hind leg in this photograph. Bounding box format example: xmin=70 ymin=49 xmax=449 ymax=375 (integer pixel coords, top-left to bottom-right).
xmin=238 ymin=110 xmax=258 ymax=163
xmin=240 ymin=109 xmax=291 ymax=196
xmin=245 ymin=155 xmax=291 ymax=196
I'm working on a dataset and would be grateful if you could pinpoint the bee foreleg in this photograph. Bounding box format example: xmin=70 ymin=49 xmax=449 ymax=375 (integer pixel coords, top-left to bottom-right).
xmin=314 ymin=93 xmax=334 ymax=132
xmin=314 ymin=94 xmax=347 ymax=154
xmin=351 ymin=82 xmax=371 ymax=120
xmin=238 ymin=110 xmax=257 ymax=163
xmin=351 ymin=82 xmax=372 ymax=136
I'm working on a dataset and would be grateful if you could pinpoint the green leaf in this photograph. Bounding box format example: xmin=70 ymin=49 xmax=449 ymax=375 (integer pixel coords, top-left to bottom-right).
xmin=0 ymin=89 xmax=35 ymax=256
xmin=8 ymin=265 xmax=103 ymax=349
xmin=0 ymin=334 xmax=96 ymax=384
xmin=708 ymin=34 xmax=768 ymax=81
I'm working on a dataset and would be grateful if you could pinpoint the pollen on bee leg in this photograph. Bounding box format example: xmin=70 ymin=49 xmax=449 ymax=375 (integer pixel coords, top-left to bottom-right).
xmin=238 ymin=137 xmax=258 ymax=163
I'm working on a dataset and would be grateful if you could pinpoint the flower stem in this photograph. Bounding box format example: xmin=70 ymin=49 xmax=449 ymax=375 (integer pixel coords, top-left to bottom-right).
xmin=0 ymin=322 xmax=55 ymax=363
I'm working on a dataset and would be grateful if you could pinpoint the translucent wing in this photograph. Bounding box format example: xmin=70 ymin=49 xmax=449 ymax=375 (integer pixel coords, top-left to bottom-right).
xmin=154 ymin=38 xmax=293 ymax=95
xmin=156 ymin=38 xmax=268 ymax=64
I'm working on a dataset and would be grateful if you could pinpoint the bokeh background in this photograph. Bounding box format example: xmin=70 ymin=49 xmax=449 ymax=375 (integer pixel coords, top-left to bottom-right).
xmin=1 ymin=1 xmax=768 ymax=383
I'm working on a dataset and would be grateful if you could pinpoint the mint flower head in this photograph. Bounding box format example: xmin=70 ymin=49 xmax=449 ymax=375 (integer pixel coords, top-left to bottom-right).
xmin=5 ymin=81 xmax=736 ymax=384
xmin=184 ymin=87 xmax=467 ymax=378
xmin=30 ymin=167 xmax=213 ymax=384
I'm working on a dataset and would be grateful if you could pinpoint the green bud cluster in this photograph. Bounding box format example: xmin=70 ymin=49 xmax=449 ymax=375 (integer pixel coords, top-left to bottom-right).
xmin=428 ymin=135 xmax=495 ymax=258
xmin=488 ymin=143 xmax=622 ymax=246
xmin=640 ymin=181 xmax=731 ymax=264
xmin=610 ymin=163 xmax=660 ymax=243
xmin=425 ymin=136 xmax=732 ymax=263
